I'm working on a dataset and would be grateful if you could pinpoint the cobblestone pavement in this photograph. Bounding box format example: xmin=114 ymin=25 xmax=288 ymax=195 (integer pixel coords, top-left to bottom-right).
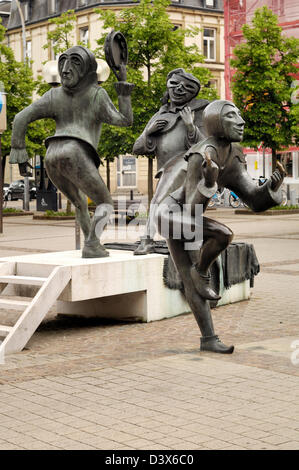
xmin=0 ymin=211 xmax=298 ymax=450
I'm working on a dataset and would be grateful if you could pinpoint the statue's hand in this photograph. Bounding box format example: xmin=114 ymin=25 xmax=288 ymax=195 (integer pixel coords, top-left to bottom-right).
xmin=270 ymin=161 xmax=286 ymax=191
xmin=147 ymin=119 xmax=167 ymax=135
xmin=202 ymin=151 xmax=219 ymax=188
xmin=180 ymin=107 xmax=194 ymax=129
xmin=115 ymin=64 xmax=127 ymax=82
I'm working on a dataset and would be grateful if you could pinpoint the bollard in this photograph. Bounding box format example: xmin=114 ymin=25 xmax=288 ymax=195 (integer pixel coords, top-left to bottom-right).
xmin=75 ymin=217 xmax=81 ymax=250
xmin=224 ymin=189 xmax=230 ymax=207
xmin=290 ymin=189 xmax=297 ymax=206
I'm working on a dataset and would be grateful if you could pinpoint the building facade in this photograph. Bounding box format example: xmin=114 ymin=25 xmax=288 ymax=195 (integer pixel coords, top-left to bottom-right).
xmin=4 ymin=0 xmax=225 ymax=196
xmin=224 ymin=0 xmax=299 ymax=197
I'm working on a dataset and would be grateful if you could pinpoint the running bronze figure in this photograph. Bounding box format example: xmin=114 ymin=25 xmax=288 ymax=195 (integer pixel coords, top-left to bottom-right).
xmin=156 ymin=100 xmax=285 ymax=353
xmin=10 ymin=42 xmax=134 ymax=258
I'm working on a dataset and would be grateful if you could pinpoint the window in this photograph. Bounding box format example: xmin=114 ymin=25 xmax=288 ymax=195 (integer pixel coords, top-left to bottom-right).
xmin=23 ymin=2 xmax=31 ymax=22
xmin=278 ymin=153 xmax=293 ymax=178
xmin=79 ymin=27 xmax=89 ymax=46
xmin=203 ymin=28 xmax=216 ymax=61
xmin=208 ymin=78 xmax=218 ymax=93
xmin=117 ymin=156 xmax=137 ymax=187
xmin=26 ymin=40 xmax=32 ymax=61
xmin=49 ymin=0 xmax=57 ymax=15
xmin=205 ymin=0 xmax=215 ymax=7
xmin=51 ymin=40 xmax=58 ymax=60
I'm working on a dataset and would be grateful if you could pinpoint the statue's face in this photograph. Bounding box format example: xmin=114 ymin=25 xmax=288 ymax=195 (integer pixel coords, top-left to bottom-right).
xmin=58 ymin=51 xmax=86 ymax=89
xmin=221 ymin=104 xmax=245 ymax=142
xmin=167 ymin=74 xmax=199 ymax=106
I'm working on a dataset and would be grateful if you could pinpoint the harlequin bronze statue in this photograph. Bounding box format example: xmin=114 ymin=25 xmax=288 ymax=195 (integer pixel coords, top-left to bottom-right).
xmin=156 ymin=100 xmax=285 ymax=354
xmin=133 ymin=68 xmax=209 ymax=255
xmin=10 ymin=39 xmax=134 ymax=258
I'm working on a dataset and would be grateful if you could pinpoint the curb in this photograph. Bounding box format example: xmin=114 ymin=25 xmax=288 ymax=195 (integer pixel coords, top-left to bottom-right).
xmin=3 ymin=211 xmax=33 ymax=217
xmin=235 ymin=209 xmax=299 ymax=215
xmin=33 ymin=215 xmax=75 ymax=220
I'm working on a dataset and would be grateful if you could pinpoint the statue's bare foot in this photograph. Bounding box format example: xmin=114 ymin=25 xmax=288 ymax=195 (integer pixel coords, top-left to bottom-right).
xmin=82 ymin=240 xmax=109 ymax=258
xmin=190 ymin=265 xmax=221 ymax=301
xmin=134 ymin=237 xmax=155 ymax=255
xmin=200 ymin=335 xmax=234 ymax=354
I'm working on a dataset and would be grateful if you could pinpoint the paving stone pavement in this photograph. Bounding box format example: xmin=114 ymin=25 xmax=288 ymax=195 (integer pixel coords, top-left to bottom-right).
xmin=0 ymin=211 xmax=298 ymax=450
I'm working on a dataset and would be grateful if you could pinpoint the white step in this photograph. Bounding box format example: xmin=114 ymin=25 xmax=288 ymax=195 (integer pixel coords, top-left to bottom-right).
xmin=0 ymin=275 xmax=47 ymax=286
xmin=0 ymin=299 xmax=31 ymax=310
xmin=0 ymin=325 xmax=13 ymax=337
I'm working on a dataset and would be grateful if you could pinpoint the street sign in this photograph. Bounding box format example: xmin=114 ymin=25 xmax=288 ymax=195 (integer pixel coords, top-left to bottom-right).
xmin=0 ymin=92 xmax=7 ymax=133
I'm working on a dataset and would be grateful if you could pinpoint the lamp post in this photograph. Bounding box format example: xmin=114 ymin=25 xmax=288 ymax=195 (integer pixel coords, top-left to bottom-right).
xmin=15 ymin=0 xmax=30 ymax=212
xmin=0 ymin=84 xmax=7 ymax=234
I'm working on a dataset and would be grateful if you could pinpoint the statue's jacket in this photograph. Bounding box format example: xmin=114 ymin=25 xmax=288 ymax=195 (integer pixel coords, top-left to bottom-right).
xmin=133 ymin=98 xmax=209 ymax=172
xmin=10 ymin=80 xmax=133 ymax=168
xmin=169 ymin=137 xmax=283 ymax=213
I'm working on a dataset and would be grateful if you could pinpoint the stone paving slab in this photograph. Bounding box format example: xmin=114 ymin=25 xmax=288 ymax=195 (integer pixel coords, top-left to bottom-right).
xmin=0 ymin=211 xmax=298 ymax=450
xmin=0 ymin=354 xmax=299 ymax=450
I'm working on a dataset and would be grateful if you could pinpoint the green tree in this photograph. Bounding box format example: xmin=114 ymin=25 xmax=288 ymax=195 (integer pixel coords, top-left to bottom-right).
xmin=231 ymin=6 xmax=299 ymax=168
xmin=43 ymin=10 xmax=78 ymax=57
xmin=0 ymin=19 xmax=47 ymax=164
xmin=95 ymin=0 xmax=217 ymax=203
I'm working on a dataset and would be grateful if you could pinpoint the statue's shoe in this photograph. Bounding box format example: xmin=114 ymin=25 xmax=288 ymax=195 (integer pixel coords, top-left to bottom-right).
xmin=200 ymin=335 xmax=234 ymax=354
xmin=134 ymin=237 xmax=155 ymax=255
xmin=82 ymin=240 xmax=109 ymax=258
xmin=190 ymin=266 xmax=221 ymax=301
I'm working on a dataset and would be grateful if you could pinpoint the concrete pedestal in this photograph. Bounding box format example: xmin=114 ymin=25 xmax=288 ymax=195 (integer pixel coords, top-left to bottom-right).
xmin=0 ymin=250 xmax=250 ymax=323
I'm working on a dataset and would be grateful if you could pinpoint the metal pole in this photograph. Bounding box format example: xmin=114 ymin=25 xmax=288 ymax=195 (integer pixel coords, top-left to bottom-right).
xmin=0 ymin=135 xmax=3 ymax=234
xmin=16 ymin=0 xmax=30 ymax=212
xmin=75 ymin=217 xmax=81 ymax=250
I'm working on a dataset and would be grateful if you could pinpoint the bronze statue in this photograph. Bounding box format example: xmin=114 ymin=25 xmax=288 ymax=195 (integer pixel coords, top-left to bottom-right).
xmin=133 ymin=68 xmax=209 ymax=255
xmin=9 ymin=44 xmax=134 ymax=258
xmin=156 ymin=100 xmax=285 ymax=353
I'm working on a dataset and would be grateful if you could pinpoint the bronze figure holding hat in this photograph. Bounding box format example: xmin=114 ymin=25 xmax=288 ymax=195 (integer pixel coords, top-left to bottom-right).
xmin=10 ymin=39 xmax=134 ymax=258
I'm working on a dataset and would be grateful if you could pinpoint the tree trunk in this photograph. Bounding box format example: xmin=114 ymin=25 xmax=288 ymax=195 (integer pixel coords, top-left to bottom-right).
xmin=106 ymin=159 xmax=110 ymax=192
xmin=272 ymin=148 xmax=277 ymax=172
xmin=66 ymin=199 xmax=72 ymax=215
xmin=147 ymin=157 xmax=153 ymax=210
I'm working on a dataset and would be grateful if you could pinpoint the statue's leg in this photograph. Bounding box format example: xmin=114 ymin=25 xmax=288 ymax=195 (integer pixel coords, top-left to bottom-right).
xmin=167 ymin=238 xmax=214 ymax=336
xmin=156 ymin=197 xmax=234 ymax=353
xmin=167 ymin=238 xmax=234 ymax=354
xmin=45 ymin=144 xmax=91 ymax=239
xmin=72 ymin=150 xmax=113 ymax=259
xmin=156 ymin=198 xmax=221 ymax=300
xmin=45 ymin=139 xmax=112 ymax=258
xmin=134 ymin=177 xmax=163 ymax=255
xmin=189 ymin=217 xmax=233 ymax=299
xmin=134 ymin=156 xmax=187 ymax=255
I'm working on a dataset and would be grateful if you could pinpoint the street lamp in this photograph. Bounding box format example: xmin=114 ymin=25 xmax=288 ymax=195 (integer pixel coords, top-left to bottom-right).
xmin=0 ymin=82 xmax=7 ymax=234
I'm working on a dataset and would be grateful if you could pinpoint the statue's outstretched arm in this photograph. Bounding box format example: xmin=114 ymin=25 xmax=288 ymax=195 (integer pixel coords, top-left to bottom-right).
xmin=10 ymin=91 xmax=52 ymax=165
xmin=226 ymin=159 xmax=285 ymax=212
xmin=98 ymin=83 xmax=134 ymax=128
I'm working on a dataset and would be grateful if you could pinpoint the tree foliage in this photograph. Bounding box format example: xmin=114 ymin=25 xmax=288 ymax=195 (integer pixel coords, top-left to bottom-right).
xmin=43 ymin=10 xmax=77 ymax=57
xmin=0 ymin=19 xmax=47 ymax=158
xmin=231 ymin=6 xmax=299 ymax=162
xmin=95 ymin=0 xmax=218 ymax=162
